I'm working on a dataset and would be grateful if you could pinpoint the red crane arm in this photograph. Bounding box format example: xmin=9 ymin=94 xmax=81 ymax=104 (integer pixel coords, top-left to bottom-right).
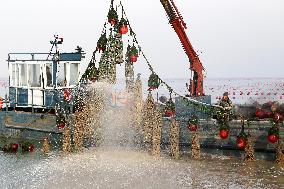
xmin=160 ymin=0 xmax=204 ymax=96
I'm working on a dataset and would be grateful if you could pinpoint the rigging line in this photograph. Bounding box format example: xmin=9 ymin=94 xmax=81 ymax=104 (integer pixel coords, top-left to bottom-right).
xmin=80 ymin=4 xmax=112 ymax=81
xmin=46 ymin=42 xmax=55 ymax=61
xmin=118 ymin=1 xmax=217 ymax=111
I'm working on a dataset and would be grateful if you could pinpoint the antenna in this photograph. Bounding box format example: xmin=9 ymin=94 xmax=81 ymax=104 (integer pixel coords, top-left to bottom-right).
xmin=46 ymin=35 xmax=64 ymax=60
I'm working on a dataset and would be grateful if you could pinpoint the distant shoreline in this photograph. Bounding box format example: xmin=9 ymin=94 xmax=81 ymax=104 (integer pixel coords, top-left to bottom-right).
xmin=114 ymin=77 xmax=284 ymax=80
xmin=0 ymin=77 xmax=283 ymax=81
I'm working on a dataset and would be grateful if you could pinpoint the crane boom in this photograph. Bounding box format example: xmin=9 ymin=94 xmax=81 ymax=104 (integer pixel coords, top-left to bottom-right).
xmin=160 ymin=0 xmax=204 ymax=96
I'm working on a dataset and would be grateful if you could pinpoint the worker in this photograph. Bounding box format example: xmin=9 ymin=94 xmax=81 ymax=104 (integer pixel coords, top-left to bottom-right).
xmin=219 ymin=92 xmax=233 ymax=111
xmin=218 ymin=92 xmax=234 ymax=122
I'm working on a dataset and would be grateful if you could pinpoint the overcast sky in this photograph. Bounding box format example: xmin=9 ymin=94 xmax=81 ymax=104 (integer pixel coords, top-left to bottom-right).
xmin=0 ymin=0 xmax=283 ymax=79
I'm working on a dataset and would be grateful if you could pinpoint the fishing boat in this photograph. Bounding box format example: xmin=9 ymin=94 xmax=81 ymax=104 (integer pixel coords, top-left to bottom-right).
xmin=0 ymin=36 xmax=85 ymax=146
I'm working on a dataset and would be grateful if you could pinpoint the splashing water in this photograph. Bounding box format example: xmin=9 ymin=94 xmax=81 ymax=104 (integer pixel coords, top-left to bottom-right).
xmin=78 ymin=82 xmax=142 ymax=150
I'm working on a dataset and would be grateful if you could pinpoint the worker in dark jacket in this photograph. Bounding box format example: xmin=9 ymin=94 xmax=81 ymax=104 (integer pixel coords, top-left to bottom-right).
xmin=219 ymin=92 xmax=233 ymax=110
xmin=218 ymin=92 xmax=234 ymax=122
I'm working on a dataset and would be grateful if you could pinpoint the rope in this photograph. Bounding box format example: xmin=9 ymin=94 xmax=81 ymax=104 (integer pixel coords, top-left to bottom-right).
xmin=118 ymin=1 xmax=223 ymax=115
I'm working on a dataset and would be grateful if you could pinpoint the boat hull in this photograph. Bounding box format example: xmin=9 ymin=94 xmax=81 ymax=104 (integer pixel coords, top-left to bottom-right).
xmin=0 ymin=111 xmax=61 ymax=144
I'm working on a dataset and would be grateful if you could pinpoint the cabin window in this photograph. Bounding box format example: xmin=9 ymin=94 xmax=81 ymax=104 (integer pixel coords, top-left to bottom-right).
xmin=19 ymin=64 xmax=27 ymax=86
xmin=57 ymin=63 xmax=66 ymax=87
xmin=46 ymin=63 xmax=53 ymax=87
xmin=28 ymin=64 xmax=41 ymax=87
xmin=11 ymin=64 xmax=19 ymax=86
xmin=70 ymin=63 xmax=79 ymax=85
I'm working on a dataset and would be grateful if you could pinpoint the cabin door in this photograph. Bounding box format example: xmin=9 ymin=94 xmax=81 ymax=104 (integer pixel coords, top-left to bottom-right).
xmin=28 ymin=89 xmax=44 ymax=107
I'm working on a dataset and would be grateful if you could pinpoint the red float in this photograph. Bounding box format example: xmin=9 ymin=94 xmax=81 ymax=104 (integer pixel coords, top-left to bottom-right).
xmin=268 ymin=134 xmax=278 ymax=143
xmin=236 ymin=137 xmax=247 ymax=149
xmin=108 ymin=19 xmax=117 ymax=26
xmin=255 ymin=109 xmax=265 ymax=119
xmin=120 ymin=25 xmax=128 ymax=34
xmin=130 ymin=55 xmax=138 ymax=63
xmin=148 ymin=86 xmax=158 ymax=91
xmin=219 ymin=129 xmax=229 ymax=139
xmin=28 ymin=145 xmax=35 ymax=152
xmin=188 ymin=124 xmax=197 ymax=132
xmin=57 ymin=123 xmax=65 ymax=129
xmin=165 ymin=110 xmax=175 ymax=117
xmin=11 ymin=143 xmax=18 ymax=152
xmin=97 ymin=47 xmax=105 ymax=53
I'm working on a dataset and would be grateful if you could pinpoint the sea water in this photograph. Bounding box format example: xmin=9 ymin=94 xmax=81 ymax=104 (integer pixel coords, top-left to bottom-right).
xmin=1 ymin=148 xmax=284 ymax=189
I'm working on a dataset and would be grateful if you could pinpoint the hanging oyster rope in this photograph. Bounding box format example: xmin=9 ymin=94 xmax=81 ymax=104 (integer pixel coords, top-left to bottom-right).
xmin=244 ymin=135 xmax=255 ymax=161
xmin=125 ymin=45 xmax=135 ymax=92
xmin=82 ymin=102 xmax=95 ymax=144
xmin=74 ymin=111 xmax=85 ymax=152
xmin=88 ymin=89 xmax=104 ymax=146
xmin=62 ymin=126 xmax=71 ymax=153
xmin=152 ymin=110 xmax=163 ymax=156
xmin=41 ymin=136 xmax=50 ymax=154
xmin=191 ymin=133 xmax=201 ymax=159
xmin=98 ymin=50 xmax=110 ymax=82
xmin=142 ymin=92 xmax=156 ymax=143
xmin=107 ymin=33 xmax=117 ymax=84
xmin=170 ymin=119 xmax=180 ymax=159
xmin=114 ymin=33 xmax=124 ymax=64
xmin=81 ymin=51 xmax=98 ymax=82
xmin=133 ymin=74 xmax=143 ymax=132
xmin=275 ymin=141 xmax=284 ymax=164
xmin=97 ymin=33 xmax=115 ymax=83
